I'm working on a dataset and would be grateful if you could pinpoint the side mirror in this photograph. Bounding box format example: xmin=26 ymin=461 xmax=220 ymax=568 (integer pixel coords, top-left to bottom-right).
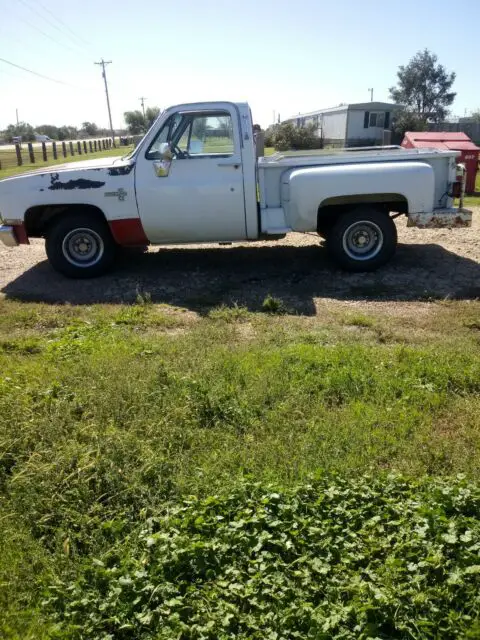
xmin=153 ymin=142 xmax=173 ymax=177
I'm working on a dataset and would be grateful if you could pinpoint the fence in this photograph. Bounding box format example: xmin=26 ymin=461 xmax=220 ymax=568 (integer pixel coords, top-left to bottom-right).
xmin=0 ymin=138 xmax=116 ymax=174
xmin=428 ymin=121 xmax=480 ymax=145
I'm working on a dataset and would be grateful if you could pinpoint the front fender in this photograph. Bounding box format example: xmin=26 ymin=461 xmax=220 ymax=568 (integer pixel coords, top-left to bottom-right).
xmin=281 ymin=161 xmax=435 ymax=231
xmin=0 ymin=163 xmax=138 ymax=225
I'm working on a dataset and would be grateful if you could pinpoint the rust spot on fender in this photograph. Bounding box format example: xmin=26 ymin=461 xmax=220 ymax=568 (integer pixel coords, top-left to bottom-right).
xmin=108 ymin=164 xmax=134 ymax=176
xmin=408 ymin=209 xmax=472 ymax=229
xmin=48 ymin=173 xmax=105 ymax=190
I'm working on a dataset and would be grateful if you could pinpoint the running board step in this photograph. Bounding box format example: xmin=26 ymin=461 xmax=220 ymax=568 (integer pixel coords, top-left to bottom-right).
xmin=260 ymin=207 xmax=291 ymax=235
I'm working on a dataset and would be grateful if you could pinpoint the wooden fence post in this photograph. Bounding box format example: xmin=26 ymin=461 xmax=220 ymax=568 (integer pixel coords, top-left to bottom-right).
xmin=28 ymin=143 xmax=35 ymax=164
xmin=77 ymin=141 xmax=82 ymax=154
xmin=89 ymin=140 xmax=93 ymax=152
xmin=83 ymin=141 xmax=87 ymax=154
xmin=94 ymin=140 xmax=98 ymax=151
xmin=15 ymin=144 xmax=23 ymax=166
xmin=69 ymin=141 xmax=74 ymax=155
xmin=52 ymin=142 xmax=57 ymax=160
xmin=42 ymin=142 xmax=47 ymax=162
xmin=103 ymin=139 xmax=107 ymax=150
xmin=62 ymin=142 xmax=67 ymax=157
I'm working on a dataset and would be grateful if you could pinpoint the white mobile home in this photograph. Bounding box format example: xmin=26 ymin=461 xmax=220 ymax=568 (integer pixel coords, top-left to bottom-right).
xmin=284 ymin=102 xmax=402 ymax=147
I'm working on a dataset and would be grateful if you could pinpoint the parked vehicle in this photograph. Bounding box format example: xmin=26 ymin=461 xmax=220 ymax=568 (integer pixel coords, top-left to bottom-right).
xmin=0 ymin=101 xmax=472 ymax=278
xmin=34 ymin=134 xmax=53 ymax=143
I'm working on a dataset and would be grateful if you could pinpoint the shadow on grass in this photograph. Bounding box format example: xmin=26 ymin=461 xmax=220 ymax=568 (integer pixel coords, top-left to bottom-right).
xmin=2 ymin=241 xmax=480 ymax=315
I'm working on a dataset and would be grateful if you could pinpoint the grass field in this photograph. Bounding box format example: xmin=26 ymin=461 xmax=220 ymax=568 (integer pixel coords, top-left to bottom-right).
xmin=0 ymin=145 xmax=134 ymax=180
xmin=0 ymin=296 xmax=479 ymax=638
xmin=462 ymin=171 xmax=480 ymax=207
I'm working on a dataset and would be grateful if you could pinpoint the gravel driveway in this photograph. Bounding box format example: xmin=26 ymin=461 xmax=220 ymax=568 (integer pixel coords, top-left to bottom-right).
xmin=1 ymin=210 xmax=478 ymax=315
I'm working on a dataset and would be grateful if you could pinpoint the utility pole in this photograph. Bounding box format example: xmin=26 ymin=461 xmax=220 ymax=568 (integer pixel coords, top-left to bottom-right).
xmin=368 ymin=88 xmax=374 ymax=102
xmin=15 ymin=108 xmax=19 ymax=125
xmin=94 ymin=59 xmax=115 ymax=146
xmin=139 ymin=97 xmax=147 ymax=118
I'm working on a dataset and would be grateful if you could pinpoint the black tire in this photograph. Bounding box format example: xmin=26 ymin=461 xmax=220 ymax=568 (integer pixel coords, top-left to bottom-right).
xmin=45 ymin=213 xmax=116 ymax=278
xmin=326 ymin=207 xmax=397 ymax=272
xmin=317 ymin=220 xmax=334 ymax=239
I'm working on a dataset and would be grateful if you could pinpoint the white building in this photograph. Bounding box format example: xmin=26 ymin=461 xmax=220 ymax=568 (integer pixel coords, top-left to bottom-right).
xmin=283 ymin=102 xmax=402 ymax=147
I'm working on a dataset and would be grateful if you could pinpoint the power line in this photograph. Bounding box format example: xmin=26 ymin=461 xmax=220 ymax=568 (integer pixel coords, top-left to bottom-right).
xmin=0 ymin=56 xmax=77 ymax=87
xmin=30 ymin=0 xmax=92 ymax=48
xmin=19 ymin=16 xmax=89 ymax=58
xmin=17 ymin=0 xmax=91 ymax=54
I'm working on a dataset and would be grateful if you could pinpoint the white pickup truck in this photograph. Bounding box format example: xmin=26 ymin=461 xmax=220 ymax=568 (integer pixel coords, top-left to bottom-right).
xmin=0 ymin=101 xmax=472 ymax=278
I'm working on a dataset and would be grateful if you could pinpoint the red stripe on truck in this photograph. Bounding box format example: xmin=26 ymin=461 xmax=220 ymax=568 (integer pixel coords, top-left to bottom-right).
xmin=109 ymin=219 xmax=149 ymax=246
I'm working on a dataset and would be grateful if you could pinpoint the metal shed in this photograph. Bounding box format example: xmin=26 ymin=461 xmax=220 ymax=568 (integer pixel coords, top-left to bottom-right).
xmin=401 ymin=131 xmax=480 ymax=193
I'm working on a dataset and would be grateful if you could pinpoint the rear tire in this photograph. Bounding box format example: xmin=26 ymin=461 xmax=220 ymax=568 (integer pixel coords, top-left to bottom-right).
xmin=45 ymin=213 xmax=116 ymax=278
xmin=327 ymin=207 xmax=397 ymax=272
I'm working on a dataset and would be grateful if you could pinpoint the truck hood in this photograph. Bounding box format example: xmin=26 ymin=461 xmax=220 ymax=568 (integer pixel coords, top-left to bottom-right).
xmin=0 ymin=155 xmax=135 ymax=186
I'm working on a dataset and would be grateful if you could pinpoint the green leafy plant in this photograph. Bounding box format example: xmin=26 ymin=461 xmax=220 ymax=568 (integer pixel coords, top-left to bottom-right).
xmin=46 ymin=475 xmax=480 ymax=639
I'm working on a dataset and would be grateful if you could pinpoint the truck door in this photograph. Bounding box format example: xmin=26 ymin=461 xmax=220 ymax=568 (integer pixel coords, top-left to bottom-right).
xmin=134 ymin=106 xmax=247 ymax=243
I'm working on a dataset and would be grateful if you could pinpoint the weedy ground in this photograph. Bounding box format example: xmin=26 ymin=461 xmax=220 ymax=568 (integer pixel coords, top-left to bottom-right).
xmin=0 ymin=295 xmax=479 ymax=638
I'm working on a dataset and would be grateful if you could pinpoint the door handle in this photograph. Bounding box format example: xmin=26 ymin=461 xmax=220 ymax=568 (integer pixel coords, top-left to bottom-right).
xmin=218 ymin=162 xmax=241 ymax=169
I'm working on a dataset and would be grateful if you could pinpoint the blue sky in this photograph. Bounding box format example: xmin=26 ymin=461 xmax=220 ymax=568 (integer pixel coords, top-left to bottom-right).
xmin=1 ymin=0 xmax=479 ymax=131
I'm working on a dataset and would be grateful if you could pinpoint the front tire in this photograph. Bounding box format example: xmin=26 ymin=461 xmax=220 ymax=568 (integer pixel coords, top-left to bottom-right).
xmin=45 ymin=213 xmax=116 ymax=278
xmin=327 ymin=207 xmax=397 ymax=272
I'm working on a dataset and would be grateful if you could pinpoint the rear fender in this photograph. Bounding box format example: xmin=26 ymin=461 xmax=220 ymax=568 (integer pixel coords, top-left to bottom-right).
xmin=281 ymin=161 xmax=435 ymax=231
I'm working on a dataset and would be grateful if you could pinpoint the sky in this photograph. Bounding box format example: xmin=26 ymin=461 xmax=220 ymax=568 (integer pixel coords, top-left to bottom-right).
xmin=1 ymin=0 xmax=479 ymax=132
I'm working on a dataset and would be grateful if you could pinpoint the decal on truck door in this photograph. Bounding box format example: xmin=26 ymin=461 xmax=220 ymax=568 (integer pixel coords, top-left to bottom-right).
xmin=104 ymin=188 xmax=128 ymax=201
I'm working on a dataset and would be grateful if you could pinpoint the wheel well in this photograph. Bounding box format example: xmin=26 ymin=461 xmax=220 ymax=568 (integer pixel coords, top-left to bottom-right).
xmin=24 ymin=204 xmax=107 ymax=238
xmin=317 ymin=194 xmax=408 ymax=233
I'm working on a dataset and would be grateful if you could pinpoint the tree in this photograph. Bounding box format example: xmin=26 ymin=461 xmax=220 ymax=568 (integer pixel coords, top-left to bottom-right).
xmin=470 ymin=109 xmax=480 ymax=123
xmin=124 ymin=110 xmax=146 ymax=134
xmin=145 ymin=107 xmax=160 ymax=129
xmin=264 ymin=122 xmax=321 ymax=151
xmin=264 ymin=124 xmax=279 ymax=148
xmin=57 ymin=126 xmax=78 ymax=141
xmin=390 ymin=111 xmax=428 ymax=144
xmin=4 ymin=122 xmax=35 ymax=142
xmin=389 ymin=49 xmax=456 ymax=123
xmin=124 ymin=107 xmax=161 ymax=133
xmin=36 ymin=125 xmax=60 ymax=139
xmin=81 ymin=121 xmax=99 ymax=137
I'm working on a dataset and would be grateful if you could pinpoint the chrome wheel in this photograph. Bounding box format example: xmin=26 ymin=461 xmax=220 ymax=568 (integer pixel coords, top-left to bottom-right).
xmin=342 ymin=220 xmax=383 ymax=261
xmin=62 ymin=228 xmax=104 ymax=268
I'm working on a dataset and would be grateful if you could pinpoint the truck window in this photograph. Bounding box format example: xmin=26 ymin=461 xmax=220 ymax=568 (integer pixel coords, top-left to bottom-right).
xmin=146 ymin=113 xmax=182 ymax=159
xmin=146 ymin=111 xmax=234 ymax=159
xmin=177 ymin=113 xmax=234 ymax=157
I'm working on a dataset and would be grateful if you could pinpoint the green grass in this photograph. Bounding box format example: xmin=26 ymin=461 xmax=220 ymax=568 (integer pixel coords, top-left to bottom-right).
xmin=0 ymin=145 xmax=134 ymax=179
xmin=462 ymin=170 xmax=480 ymax=207
xmin=0 ymin=298 xmax=479 ymax=638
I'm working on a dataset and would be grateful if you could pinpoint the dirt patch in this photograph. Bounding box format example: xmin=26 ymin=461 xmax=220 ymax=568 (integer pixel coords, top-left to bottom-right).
xmin=1 ymin=209 xmax=478 ymax=316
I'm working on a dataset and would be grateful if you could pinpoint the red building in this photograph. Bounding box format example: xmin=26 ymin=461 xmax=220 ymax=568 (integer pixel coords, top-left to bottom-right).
xmin=401 ymin=131 xmax=479 ymax=194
